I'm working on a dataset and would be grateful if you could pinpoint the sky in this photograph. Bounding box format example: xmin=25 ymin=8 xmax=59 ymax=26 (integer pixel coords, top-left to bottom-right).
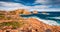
xmin=0 ymin=0 xmax=60 ymax=11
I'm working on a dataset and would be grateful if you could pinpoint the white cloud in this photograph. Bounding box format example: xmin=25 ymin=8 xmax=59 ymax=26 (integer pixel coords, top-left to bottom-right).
xmin=0 ymin=1 xmax=24 ymax=7
xmin=32 ymin=5 xmax=50 ymax=9
xmin=30 ymin=8 xmax=60 ymax=12
xmin=0 ymin=1 xmax=60 ymax=11
xmin=0 ymin=1 xmax=50 ymax=11
xmin=35 ymin=0 xmax=50 ymax=4
xmin=0 ymin=1 xmax=49 ymax=8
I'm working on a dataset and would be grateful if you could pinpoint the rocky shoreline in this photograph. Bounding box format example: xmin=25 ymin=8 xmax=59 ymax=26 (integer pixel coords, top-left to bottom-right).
xmin=0 ymin=9 xmax=60 ymax=32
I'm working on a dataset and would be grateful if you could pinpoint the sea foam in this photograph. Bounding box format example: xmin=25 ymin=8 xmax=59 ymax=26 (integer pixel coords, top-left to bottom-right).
xmin=30 ymin=16 xmax=60 ymax=26
xmin=47 ymin=17 xmax=60 ymax=19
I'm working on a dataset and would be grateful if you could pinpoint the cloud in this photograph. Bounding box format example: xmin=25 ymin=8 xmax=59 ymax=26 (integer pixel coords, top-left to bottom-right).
xmin=0 ymin=1 xmax=24 ymax=7
xmin=35 ymin=0 xmax=50 ymax=4
xmin=0 ymin=1 xmax=60 ymax=11
xmin=0 ymin=1 xmax=50 ymax=10
xmin=35 ymin=0 xmax=60 ymax=5
xmin=0 ymin=1 xmax=31 ymax=10
xmin=50 ymin=0 xmax=60 ymax=4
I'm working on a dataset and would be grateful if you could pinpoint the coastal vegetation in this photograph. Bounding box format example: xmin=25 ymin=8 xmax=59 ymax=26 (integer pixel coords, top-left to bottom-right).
xmin=0 ymin=21 xmax=25 ymax=29
xmin=9 ymin=11 xmax=16 ymax=15
xmin=0 ymin=13 xmax=5 ymax=15
xmin=0 ymin=10 xmax=26 ymax=30
xmin=0 ymin=15 xmax=5 ymax=20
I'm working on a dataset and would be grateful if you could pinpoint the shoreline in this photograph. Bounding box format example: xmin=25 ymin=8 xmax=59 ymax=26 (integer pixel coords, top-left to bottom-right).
xmin=27 ymin=17 xmax=60 ymax=26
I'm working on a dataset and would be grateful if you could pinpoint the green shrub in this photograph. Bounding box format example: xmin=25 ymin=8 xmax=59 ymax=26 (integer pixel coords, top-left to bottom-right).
xmin=0 ymin=15 xmax=5 ymax=19
xmin=0 ymin=21 xmax=25 ymax=29
xmin=0 ymin=13 xmax=5 ymax=15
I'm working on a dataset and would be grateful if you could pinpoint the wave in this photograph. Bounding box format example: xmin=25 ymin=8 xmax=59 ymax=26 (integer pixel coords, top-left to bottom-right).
xmin=40 ymin=13 xmax=50 ymax=15
xmin=29 ymin=16 xmax=60 ymax=26
xmin=47 ymin=16 xmax=60 ymax=19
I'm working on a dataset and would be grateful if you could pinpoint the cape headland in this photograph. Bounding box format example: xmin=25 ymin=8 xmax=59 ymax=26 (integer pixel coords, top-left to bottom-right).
xmin=0 ymin=9 xmax=60 ymax=32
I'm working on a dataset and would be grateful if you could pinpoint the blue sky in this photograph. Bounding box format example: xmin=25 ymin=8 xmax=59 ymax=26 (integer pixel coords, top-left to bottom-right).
xmin=0 ymin=0 xmax=60 ymax=11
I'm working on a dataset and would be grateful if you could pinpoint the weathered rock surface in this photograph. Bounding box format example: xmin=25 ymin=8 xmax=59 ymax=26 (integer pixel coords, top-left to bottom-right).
xmin=33 ymin=10 xmax=38 ymax=14
xmin=0 ymin=9 xmax=60 ymax=32
xmin=21 ymin=18 xmax=60 ymax=32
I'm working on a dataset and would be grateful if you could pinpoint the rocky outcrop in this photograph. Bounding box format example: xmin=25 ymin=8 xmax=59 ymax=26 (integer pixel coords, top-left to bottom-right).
xmin=23 ymin=10 xmax=31 ymax=15
xmin=0 ymin=10 xmax=60 ymax=32
xmin=20 ymin=18 xmax=60 ymax=32
xmin=15 ymin=9 xmax=31 ymax=15
xmin=33 ymin=10 xmax=38 ymax=14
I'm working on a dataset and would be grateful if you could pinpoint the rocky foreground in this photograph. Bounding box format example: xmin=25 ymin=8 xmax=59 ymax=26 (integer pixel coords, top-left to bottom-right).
xmin=0 ymin=9 xmax=60 ymax=32
xmin=25 ymin=18 xmax=60 ymax=32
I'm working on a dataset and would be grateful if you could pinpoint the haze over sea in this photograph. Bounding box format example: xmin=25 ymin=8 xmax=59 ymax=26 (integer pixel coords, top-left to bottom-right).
xmin=20 ymin=12 xmax=60 ymax=26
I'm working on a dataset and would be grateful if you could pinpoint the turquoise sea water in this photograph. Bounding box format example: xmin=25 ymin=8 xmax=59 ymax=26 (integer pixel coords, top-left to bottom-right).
xmin=20 ymin=12 xmax=60 ymax=26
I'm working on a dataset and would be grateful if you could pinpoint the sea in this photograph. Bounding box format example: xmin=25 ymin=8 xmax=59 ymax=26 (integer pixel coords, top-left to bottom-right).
xmin=20 ymin=12 xmax=60 ymax=26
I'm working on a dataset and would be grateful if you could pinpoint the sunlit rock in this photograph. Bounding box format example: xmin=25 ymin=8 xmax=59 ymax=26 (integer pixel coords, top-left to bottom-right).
xmin=33 ymin=10 xmax=38 ymax=14
xmin=0 ymin=10 xmax=60 ymax=32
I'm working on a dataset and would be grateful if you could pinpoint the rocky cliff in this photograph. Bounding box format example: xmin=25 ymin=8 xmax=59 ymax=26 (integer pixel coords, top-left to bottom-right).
xmin=0 ymin=10 xmax=60 ymax=32
xmin=21 ymin=18 xmax=60 ymax=32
